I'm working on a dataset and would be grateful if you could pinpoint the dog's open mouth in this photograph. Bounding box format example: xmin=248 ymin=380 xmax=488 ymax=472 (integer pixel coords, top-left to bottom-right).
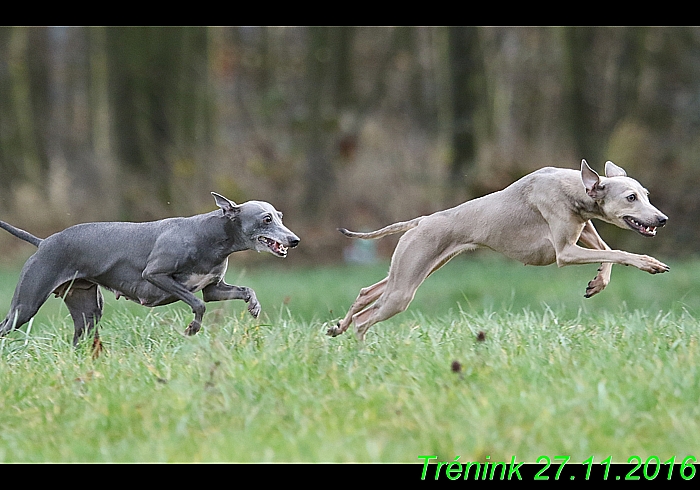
xmin=258 ymin=236 xmax=288 ymax=257
xmin=623 ymin=216 xmax=659 ymax=237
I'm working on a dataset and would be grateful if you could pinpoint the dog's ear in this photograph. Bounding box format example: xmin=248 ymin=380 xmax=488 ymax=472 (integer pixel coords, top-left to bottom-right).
xmin=211 ymin=192 xmax=240 ymax=218
xmin=580 ymin=159 xmax=604 ymax=199
xmin=604 ymin=160 xmax=627 ymax=178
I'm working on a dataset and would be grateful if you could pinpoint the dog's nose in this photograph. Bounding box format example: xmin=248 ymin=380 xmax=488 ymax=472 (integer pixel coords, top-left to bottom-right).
xmin=288 ymin=237 xmax=300 ymax=248
xmin=657 ymin=215 xmax=668 ymax=227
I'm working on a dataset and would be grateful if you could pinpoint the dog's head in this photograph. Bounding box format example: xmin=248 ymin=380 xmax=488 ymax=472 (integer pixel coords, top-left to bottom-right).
xmin=212 ymin=192 xmax=300 ymax=257
xmin=581 ymin=160 xmax=667 ymax=237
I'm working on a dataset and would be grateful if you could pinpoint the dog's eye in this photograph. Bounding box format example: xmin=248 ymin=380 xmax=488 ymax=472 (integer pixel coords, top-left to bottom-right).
xmin=627 ymin=194 xmax=637 ymax=202
xmin=263 ymin=214 xmax=273 ymax=224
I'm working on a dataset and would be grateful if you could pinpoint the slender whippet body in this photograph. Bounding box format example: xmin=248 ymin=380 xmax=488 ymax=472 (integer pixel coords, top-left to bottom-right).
xmin=0 ymin=193 xmax=300 ymax=349
xmin=328 ymin=160 xmax=668 ymax=341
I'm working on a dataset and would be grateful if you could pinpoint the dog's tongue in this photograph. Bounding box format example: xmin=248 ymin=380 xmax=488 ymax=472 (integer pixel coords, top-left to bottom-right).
xmin=259 ymin=236 xmax=285 ymax=255
xmin=274 ymin=242 xmax=288 ymax=255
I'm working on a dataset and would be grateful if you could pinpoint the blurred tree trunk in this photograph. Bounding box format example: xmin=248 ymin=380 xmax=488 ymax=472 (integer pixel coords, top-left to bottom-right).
xmin=105 ymin=26 xmax=210 ymax=219
xmin=303 ymin=26 xmax=355 ymax=220
xmin=564 ymin=27 xmax=649 ymax=165
xmin=0 ymin=28 xmax=20 ymax=207
xmin=87 ymin=26 xmax=119 ymax=218
xmin=447 ymin=26 xmax=482 ymax=196
xmin=0 ymin=27 xmax=51 ymax=209
xmin=614 ymin=27 xmax=648 ymax=119
xmin=303 ymin=27 xmax=330 ymax=218
xmin=563 ymin=27 xmax=596 ymax=162
xmin=46 ymin=27 xmax=109 ymax=219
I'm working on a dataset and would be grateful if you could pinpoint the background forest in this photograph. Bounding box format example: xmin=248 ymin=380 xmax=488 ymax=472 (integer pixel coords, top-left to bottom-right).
xmin=1 ymin=26 xmax=699 ymax=264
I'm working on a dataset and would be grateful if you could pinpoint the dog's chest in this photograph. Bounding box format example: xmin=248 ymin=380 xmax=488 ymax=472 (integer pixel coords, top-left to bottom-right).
xmin=179 ymin=261 xmax=228 ymax=292
xmin=181 ymin=272 xmax=222 ymax=291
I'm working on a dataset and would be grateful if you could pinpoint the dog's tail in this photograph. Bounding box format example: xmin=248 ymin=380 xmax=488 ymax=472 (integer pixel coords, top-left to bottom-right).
xmin=0 ymin=220 xmax=42 ymax=247
xmin=338 ymin=216 xmax=424 ymax=240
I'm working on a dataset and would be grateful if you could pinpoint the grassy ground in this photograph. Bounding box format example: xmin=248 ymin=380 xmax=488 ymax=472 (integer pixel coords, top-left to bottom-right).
xmin=0 ymin=253 xmax=699 ymax=462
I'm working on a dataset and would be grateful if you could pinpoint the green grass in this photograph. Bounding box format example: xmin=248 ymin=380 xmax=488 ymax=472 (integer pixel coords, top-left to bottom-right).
xmin=0 ymin=253 xmax=699 ymax=462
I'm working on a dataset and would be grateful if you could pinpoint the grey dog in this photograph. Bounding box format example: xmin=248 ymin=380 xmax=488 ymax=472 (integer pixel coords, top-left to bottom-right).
xmin=328 ymin=160 xmax=669 ymax=341
xmin=0 ymin=192 xmax=299 ymax=350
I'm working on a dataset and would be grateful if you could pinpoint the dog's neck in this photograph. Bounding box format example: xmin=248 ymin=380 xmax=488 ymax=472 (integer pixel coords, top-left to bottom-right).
xmin=199 ymin=211 xmax=251 ymax=257
xmin=568 ymin=183 xmax=605 ymax=222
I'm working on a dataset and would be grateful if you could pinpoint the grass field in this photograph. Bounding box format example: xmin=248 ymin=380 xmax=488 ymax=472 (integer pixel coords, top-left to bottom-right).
xmin=0 ymin=252 xmax=699 ymax=463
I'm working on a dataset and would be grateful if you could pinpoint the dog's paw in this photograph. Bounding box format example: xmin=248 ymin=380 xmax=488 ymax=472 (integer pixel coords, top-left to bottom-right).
xmin=584 ymin=284 xmax=599 ymax=298
xmin=185 ymin=321 xmax=201 ymax=336
xmin=245 ymin=289 xmax=261 ymax=318
xmin=639 ymin=255 xmax=670 ymax=274
xmin=584 ymin=268 xmax=609 ymax=298
xmin=326 ymin=322 xmax=344 ymax=337
xmin=248 ymin=301 xmax=261 ymax=318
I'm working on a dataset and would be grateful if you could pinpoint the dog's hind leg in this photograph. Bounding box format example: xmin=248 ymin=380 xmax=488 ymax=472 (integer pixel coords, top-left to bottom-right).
xmin=327 ymin=277 xmax=388 ymax=337
xmin=0 ymin=256 xmax=58 ymax=337
xmin=61 ymin=281 xmax=104 ymax=356
xmin=0 ymin=308 xmax=35 ymax=337
xmin=352 ymin=229 xmax=469 ymax=341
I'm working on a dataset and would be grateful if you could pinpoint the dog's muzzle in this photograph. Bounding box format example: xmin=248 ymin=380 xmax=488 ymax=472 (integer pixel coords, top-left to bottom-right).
xmin=258 ymin=236 xmax=300 ymax=257
xmin=623 ymin=215 xmax=667 ymax=237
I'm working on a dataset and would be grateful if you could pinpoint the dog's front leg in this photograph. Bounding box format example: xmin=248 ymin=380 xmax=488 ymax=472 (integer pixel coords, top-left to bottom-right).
xmin=555 ymin=243 xmax=669 ymax=274
xmin=202 ymin=282 xmax=261 ymax=318
xmin=142 ymin=271 xmax=206 ymax=335
xmin=577 ymin=220 xmax=613 ymax=298
xmin=549 ymin=219 xmax=669 ymax=274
